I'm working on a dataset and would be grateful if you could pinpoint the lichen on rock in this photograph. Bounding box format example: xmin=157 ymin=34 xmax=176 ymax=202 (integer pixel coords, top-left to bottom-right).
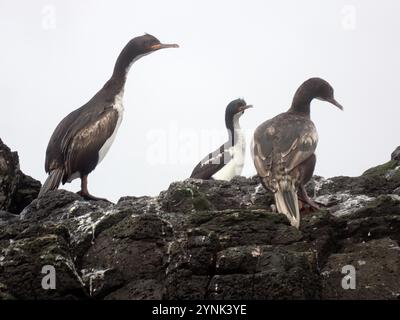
xmin=0 ymin=140 xmax=400 ymax=300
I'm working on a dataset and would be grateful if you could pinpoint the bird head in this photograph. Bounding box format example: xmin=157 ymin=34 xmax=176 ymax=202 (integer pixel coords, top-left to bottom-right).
xmin=128 ymin=33 xmax=179 ymax=55
xmin=224 ymin=98 xmax=253 ymax=132
xmin=226 ymin=98 xmax=253 ymax=119
xmin=113 ymin=34 xmax=179 ymax=76
xmin=293 ymin=78 xmax=343 ymax=111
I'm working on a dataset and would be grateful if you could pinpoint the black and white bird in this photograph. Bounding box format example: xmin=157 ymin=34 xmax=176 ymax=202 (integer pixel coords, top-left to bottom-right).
xmin=38 ymin=34 xmax=178 ymax=200
xmin=190 ymin=99 xmax=252 ymax=181
xmin=252 ymin=78 xmax=343 ymax=228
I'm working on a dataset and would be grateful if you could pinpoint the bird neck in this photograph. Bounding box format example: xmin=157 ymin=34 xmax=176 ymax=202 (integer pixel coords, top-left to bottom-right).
xmin=287 ymin=84 xmax=317 ymax=117
xmin=288 ymin=102 xmax=311 ymax=117
xmin=226 ymin=114 xmax=242 ymax=146
xmin=288 ymin=94 xmax=312 ymax=117
xmin=105 ymin=45 xmax=146 ymax=95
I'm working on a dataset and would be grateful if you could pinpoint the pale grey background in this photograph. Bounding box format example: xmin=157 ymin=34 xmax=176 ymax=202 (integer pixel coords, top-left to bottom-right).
xmin=1 ymin=0 xmax=399 ymax=202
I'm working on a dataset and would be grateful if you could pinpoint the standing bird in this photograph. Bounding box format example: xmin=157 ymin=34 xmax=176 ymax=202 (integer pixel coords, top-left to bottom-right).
xmin=39 ymin=34 xmax=179 ymax=200
xmin=252 ymin=78 xmax=343 ymax=228
xmin=190 ymin=99 xmax=252 ymax=181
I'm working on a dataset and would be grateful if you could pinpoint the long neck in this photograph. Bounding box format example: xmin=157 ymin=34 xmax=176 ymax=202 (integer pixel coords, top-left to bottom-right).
xmin=226 ymin=114 xmax=242 ymax=146
xmin=288 ymin=98 xmax=312 ymax=117
xmin=288 ymin=90 xmax=312 ymax=117
xmin=103 ymin=45 xmax=142 ymax=96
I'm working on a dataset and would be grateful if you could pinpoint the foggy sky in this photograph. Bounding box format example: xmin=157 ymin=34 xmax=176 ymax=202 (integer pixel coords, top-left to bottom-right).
xmin=1 ymin=0 xmax=400 ymax=202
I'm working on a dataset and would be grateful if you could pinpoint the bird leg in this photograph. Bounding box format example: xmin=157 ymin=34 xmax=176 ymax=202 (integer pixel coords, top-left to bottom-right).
xmin=298 ymin=185 xmax=321 ymax=212
xmin=77 ymin=175 xmax=109 ymax=202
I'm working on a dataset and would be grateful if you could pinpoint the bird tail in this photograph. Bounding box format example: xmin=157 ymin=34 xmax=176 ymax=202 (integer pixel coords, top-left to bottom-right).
xmin=38 ymin=169 xmax=63 ymax=198
xmin=274 ymin=180 xmax=300 ymax=229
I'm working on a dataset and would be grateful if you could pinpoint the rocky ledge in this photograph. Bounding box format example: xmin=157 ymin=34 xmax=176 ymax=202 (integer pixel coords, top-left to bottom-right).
xmin=0 ymin=139 xmax=41 ymax=214
xmin=0 ymin=141 xmax=400 ymax=300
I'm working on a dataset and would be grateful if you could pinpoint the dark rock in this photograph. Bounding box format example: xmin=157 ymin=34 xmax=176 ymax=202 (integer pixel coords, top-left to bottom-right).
xmin=0 ymin=225 xmax=87 ymax=299
xmin=159 ymin=176 xmax=274 ymax=213
xmin=209 ymin=246 xmax=319 ymax=299
xmin=1 ymin=146 xmax=400 ymax=300
xmin=104 ymin=279 xmax=163 ymax=300
xmin=81 ymin=214 xmax=172 ymax=288
xmin=321 ymin=238 xmax=400 ymax=299
xmin=392 ymin=146 xmax=400 ymax=162
xmin=0 ymin=283 xmax=16 ymax=300
xmin=0 ymin=139 xmax=41 ymax=214
xmin=0 ymin=211 xmax=19 ymax=226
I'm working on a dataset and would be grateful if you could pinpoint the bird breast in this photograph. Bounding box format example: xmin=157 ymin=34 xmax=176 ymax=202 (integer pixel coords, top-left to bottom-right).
xmin=98 ymin=91 xmax=124 ymax=164
xmin=211 ymin=128 xmax=246 ymax=181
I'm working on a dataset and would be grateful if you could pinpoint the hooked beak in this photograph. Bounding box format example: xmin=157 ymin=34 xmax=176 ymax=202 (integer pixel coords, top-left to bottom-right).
xmin=325 ymin=97 xmax=344 ymax=111
xmin=150 ymin=43 xmax=179 ymax=50
xmin=239 ymin=104 xmax=253 ymax=112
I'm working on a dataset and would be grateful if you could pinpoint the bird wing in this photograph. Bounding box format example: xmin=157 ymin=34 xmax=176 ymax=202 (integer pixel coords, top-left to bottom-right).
xmin=253 ymin=118 xmax=275 ymax=179
xmin=277 ymin=120 xmax=318 ymax=173
xmin=253 ymin=114 xmax=318 ymax=183
xmin=63 ymin=107 xmax=119 ymax=181
xmin=190 ymin=142 xmax=233 ymax=179
xmin=45 ymin=95 xmax=112 ymax=172
xmin=45 ymin=107 xmax=85 ymax=172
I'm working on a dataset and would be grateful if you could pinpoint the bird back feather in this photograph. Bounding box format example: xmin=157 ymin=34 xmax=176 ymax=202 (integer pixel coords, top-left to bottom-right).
xmin=274 ymin=179 xmax=300 ymax=228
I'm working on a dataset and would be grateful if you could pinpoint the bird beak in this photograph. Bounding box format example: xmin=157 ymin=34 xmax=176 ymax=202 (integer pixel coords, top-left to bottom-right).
xmin=325 ymin=97 xmax=344 ymax=111
xmin=239 ymin=105 xmax=253 ymax=112
xmin=150 ymin=43 xmax=179 ymax=50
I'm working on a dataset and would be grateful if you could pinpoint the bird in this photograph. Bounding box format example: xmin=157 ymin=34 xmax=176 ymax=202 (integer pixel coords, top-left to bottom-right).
xmin=190 ymin=98 xmax=252 ymax=181
xmin=252 ymin=78 xmax=343 ymax=228
xmin=38 ymin=34 xmax=179 ymax=200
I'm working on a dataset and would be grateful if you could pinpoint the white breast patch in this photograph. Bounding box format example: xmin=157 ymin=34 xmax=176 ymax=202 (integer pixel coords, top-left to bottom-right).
xmin=98 ymin=90 xmax=124 ymax=164
xmin=212 ymin=127 xmax=246 ymax=181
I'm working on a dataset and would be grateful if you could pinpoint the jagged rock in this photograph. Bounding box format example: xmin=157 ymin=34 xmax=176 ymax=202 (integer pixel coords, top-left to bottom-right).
xmin=392 ymin=146 xmax=400 ymax=162
xmin=1 ymin=146 xmax=400 ymax=300
xmin=0 ymin=211 xmax=19 ymax=226
xmin=0 ymin=139 xmax=41 ymax=214
xmin=159 ymin=176 xmax=274 ymax=213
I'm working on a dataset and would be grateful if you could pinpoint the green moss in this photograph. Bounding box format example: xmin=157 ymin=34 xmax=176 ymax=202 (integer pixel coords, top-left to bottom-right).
xmin=362 ymin=160 xmax=398 ymax=176
xmin=224 ymin=209 xmax=285 ymax=223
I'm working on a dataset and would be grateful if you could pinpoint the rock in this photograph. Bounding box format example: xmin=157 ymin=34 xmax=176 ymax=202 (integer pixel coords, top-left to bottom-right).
xmin=211 ymin=245 xmax=320 ymax=299
xmin=0 ymin=139 xmax=41 ymax=214
xmin=0 ymin=224 xmax=87 ymax=299
xmin=1 ymin=144 xmax=400 ymax=300
xmin=0 ymin=211 xmax=19 ymax=226
xmin=105 ymin=279 xmax=163 ymax=300
xmin=391 ymin=146 xmax=400 ymax=162
xmin=321 ymin=238 xmax=400 ymax=299
xmin=159 ymin=176 xmax=274 ymax=213
xmin=0 ymin=283 xmax=16 ymax=300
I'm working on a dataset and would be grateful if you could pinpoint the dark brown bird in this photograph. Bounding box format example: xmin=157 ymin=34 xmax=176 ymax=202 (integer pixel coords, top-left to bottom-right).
xmin=39 ymin=34 xmax=178 ymax=200
xmin=252 ymin=78 xmax=343 ymax=228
